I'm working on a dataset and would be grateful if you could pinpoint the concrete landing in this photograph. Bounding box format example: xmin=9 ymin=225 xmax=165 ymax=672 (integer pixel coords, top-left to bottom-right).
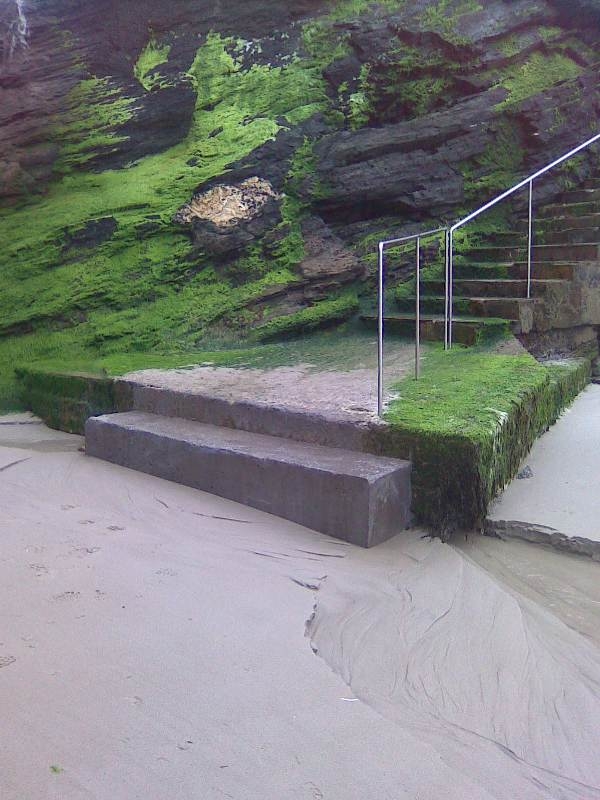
xmin=86 ymin=412 xmax=411 ymax=547
xmin=486 ymin=384 xmax=600 ymax=559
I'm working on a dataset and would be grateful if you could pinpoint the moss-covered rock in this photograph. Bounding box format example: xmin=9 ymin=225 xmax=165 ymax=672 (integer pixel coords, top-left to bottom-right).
xmin=372 ymin=350 xmax=591 ymax=531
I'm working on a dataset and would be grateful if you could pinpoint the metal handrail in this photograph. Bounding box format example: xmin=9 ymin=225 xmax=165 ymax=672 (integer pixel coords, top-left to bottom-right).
xmin=375 ymin=131 xmax=600 ymax=416
xmin=447 ymin=130 xmax=600 ymax=347
xmin=377 ymin=227 xmax=447 ymax=415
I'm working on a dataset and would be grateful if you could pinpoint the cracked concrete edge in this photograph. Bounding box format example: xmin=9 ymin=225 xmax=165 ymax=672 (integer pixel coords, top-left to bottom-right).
xmin=484 ymin=519 xmax=600 ymax=561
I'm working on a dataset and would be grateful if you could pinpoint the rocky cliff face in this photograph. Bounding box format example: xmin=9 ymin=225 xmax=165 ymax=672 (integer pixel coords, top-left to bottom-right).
xmin=0 ymin=0 xmax=599 ymax=376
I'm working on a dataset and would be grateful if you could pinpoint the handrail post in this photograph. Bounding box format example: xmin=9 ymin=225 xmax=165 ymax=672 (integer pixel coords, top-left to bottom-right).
xmin=448 ymin=229 xmax=454 ymax=348
xmin=377 ymin=241 xmax=384 ymax=417
xmin=415 ymin=237 xmax=421 ymax=379
xmin=444 ymin=229 xmax=449 ymax=350
xmin=527 ymin=178 xmax=533 ymax=299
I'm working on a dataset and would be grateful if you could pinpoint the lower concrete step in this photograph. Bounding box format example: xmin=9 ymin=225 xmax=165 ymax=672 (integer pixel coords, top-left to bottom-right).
xmin=85 ymin=412 xmax=411 ymax=548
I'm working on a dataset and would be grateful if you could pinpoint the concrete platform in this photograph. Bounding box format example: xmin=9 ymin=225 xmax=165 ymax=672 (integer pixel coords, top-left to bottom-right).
xmin=85 ymin=412 xmax=411 ymax=547
xmin=486 ymin=385 xmax=600 ymax=559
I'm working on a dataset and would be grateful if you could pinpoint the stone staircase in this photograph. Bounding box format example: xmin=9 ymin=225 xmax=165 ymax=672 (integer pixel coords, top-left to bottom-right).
xmin=362 ymin=180 xmax=600 ymax=347
xmin=85 ymin=384 xmax=412 ymax=548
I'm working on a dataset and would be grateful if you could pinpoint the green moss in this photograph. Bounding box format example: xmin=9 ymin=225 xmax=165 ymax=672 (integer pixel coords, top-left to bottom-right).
xmin=252 ymin=293 xmax=360 ymax=341
xmin=0 ymin=32 xmax=336 ymax=404
xmin=460 ymin=123 xmax=524 ymax=202
xmin=52 ymin=77 xmax=136 ymax=173
xmin=495 ymin=52 xmax=582 ymax=109
xmin=134 ymin=37 xmax=171 ymax=90
xmin=15 ymin=367 xmax=118 ymax=433
xmin=421 ymin=0 xmax=483 ymax=44
xmin=374 ymin=348 xmax=590 ymax=529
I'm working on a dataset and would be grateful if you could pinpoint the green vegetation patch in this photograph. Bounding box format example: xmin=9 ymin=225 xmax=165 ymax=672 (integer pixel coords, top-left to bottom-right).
xmin=52 ymin=77 xmax=136 ymax=174
xmin=371 ymin=347 xmax=590 ymax=531
xmin=15 ymin=367 xmax=121 ymax=434
xmin=134 ymin=37 xmax=171 ymax=91
xmin=252 ymin=293 xmax=360 ymax=342
xmin=495 ymin=52 xmax=582 ymax=109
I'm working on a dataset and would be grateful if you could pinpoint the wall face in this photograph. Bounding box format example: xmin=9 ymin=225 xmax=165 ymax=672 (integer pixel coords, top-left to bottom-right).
xmin=0 ymin=0 xmax=599 ymax=374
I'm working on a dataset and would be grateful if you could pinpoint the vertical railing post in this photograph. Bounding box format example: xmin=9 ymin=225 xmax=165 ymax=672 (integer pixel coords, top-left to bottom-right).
xmin=415 ymin=237 xmax=421 ymax=379
xmin=448 ymin=229 xmax=454 ymax=348
xmin=527 ymin=178 xmax=533 ymax=299
xmin=444 ymin=229 xmax=449 ymax=350
xmin=377 ymin=241 xmax=384 ymax=417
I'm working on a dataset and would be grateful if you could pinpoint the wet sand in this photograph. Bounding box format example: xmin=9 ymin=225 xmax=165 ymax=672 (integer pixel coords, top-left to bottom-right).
xmin=1 ymin=417 xmax=599 ymax=799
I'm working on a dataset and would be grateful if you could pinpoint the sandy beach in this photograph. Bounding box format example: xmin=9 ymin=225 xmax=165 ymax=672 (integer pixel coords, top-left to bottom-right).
xmin=1 ymin=415 xmax=599 ymax=799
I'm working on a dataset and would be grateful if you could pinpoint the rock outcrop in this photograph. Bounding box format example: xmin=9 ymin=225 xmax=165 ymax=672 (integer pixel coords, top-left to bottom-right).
xmin=0 ymin=0 xmax=599 ymax=363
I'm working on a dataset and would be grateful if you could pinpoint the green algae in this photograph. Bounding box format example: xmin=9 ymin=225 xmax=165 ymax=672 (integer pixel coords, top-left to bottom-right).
xmin=0 ymin=31 xmax=335 ymax=405
xmin=252 ymin=292 xmax=359 ymax=342
xmin=495 ymin=52 xmax=582 ymax=109
xmin=134 ymin=37 xmax=171 ymax=90
xmin=53 ymin=77 xmax=136 ymax=173
xmin=377 ymin=347 xmax=590 ymax=529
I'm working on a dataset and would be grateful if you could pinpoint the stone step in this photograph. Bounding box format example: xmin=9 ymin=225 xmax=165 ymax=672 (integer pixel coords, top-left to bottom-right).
xmin=544 ymin=227 xmax=600 ymax=244
xmin=422 ymin=278 xmax=567 ymax=298
xmin=85 ymin=412 xmax=411 ymax=548
xmin=543 ymin=200 xmax=600 ymax=217
xmin=116 ymin=379 xmax=384 ymax=454
xmin=518 ymin=212 xmax=600 ymax=232
xmin=453 ymin=261 xmax=575 ymax=280
xmin=557 ymin=187 xmax=600 ymax=204
xmin=397 ymin=293 xmax=535 ymax=323
xmin=360 ymin=314 xmax=509 ymax=346
xmin=461 ymin=242 xmax=600 ymax=263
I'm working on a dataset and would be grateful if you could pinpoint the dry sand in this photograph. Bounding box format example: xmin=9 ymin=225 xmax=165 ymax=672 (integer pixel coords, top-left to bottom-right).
xmin=1 ymin=416 xmax=600 ymax=799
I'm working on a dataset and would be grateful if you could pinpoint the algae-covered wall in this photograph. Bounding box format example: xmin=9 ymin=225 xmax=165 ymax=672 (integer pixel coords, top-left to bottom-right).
xmin=0 ymin=0 xmax=599 ymax=407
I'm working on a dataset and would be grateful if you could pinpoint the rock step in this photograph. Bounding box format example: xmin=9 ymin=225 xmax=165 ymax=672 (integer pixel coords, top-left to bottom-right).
xmin=360 ymin=314 xmax=509 ymax=346
xmin=543 ymin=200 xmax=600 ymax=217
xmin=396 ymin=294 xmax=535 ymax=322
xmin=85 ymin=412 xmax=411 ymax=548
xmin=116 ymin=379 xmax=384 ymax=454
xmin=518 ymin=212 xmax=600 ymax=232
xmin=557 ymin=187 xmax=600 ymax=204
xmin=543 ymin=227 xmax=600 ymax=244
xmin=460 ymin=242 xmax=600 ymax=262
xmin=422 ymin=278 xmax=567 ymax=298
xmin=453 ymin=261 xmax=575 ymax=280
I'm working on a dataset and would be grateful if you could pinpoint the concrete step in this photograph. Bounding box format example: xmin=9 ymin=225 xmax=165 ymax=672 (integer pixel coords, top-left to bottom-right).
xmin=543 ymin=200 xmax=600 ymax=217
xmin=461 ymin=242 xmax=600 ymax=262
xmin=360 ymin=314 xmax=509 ymax=346
xmin=85 ymin=412 xmax=411 ymax=548
xmin=453 ymin=261 xmax=575 ymax=280
xmin=520 ymin=212 xmax=600 ymax=232
xmin=557 ymin=187 xmax=600 ymax=204
xmin=397 ymin=293 xmax=535 ymax=322
xmin=544 ymin=227 xmax=600 ymax=244
xmin=422 ymin=278 xmax=567 ymax=298
xmin=116 ymin=380 xmax=384 ymax=454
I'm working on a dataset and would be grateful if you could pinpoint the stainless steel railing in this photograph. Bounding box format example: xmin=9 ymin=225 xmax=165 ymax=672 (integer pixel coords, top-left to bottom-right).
xmin=376 ymin=130 xmax=600 ymax=415
xmin=377 ymin=228 xmax=446 ymax=415
xmin=447 ymin=130 xmax=600 ymax=346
